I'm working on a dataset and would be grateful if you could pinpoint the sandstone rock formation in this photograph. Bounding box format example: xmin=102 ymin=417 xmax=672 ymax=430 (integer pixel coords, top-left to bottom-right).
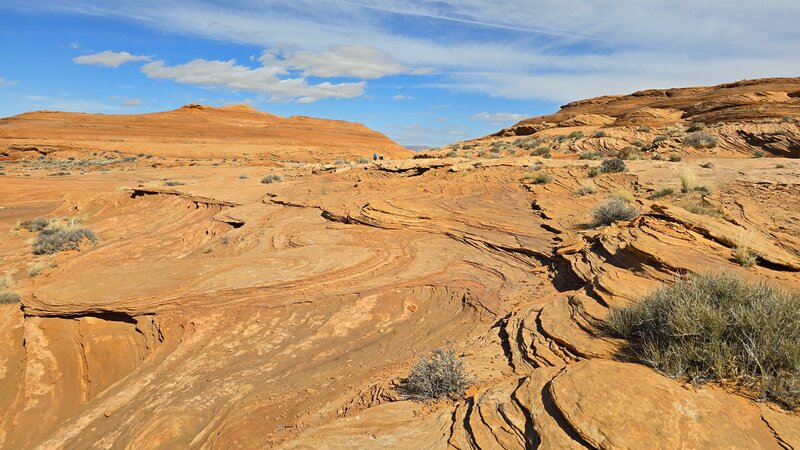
xmin=0 ymin=78 xmax=799 ymax=449
xmin=0 ymin=104 xmax=410 ymax=162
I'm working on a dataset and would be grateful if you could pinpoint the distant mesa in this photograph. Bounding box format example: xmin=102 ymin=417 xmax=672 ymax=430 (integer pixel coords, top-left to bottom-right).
xmin=0 ymin=103 xmax=411 ymax=162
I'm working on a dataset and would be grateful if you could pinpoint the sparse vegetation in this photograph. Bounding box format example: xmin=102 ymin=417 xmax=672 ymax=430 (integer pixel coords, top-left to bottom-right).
xmin=753 ymin=150 xmax=766 ymax=158
xmin=261 ymin=174 xmax=283 ymax=184
xmin=446 ymin=150 xmax=458 ymax=158
xmin=0 ymin=292 xmax=20 ymax=304
xmin=669 ymin=154 xmax=682 ymax=162
xmin=686 ymin=122 xmax=705 ymax=132
xmin=579 ymin=151 xmax=604 ymax=160
xmin=164 ymin=181 xmax=186 ymax=186
xmin=587 ymin=166 xmax=601 ymax=178
xmin=648 ymin=187 xmax=675 ymax=199
xmin=32 ymin=225 xmax=98 ymax=255
xmin=526 ymin=172 xmax=552 ymax=185
xmin=593 ymin=130 xmax=607 ymax=138
xmin=568 ymin=131 xmax=585 ymax=139
xmin=334 ymin=158 xmax=348 ymax=165
xmin=611 ymin=190 xmax=635 ymax=203
xmin=701 ymin=162 xmax=714 ymax=169
xmin=576 ymin=182 xmax=597 ymax=196
xmin=678 ymin=197 xmax=720 ymax=217
xmin=20 ymin=217 xmax=50 ymax=232
xmin=530 ymin=147 xmax=551 ymax=158
xmin=404 ymin=348 xmax=467 ymax=400
xmin=357 ymin=157 xmax=370 ymax=164
xmin=733 ymin=234 xmax=758 ymax=268
xmin=653 ymin=135 xmax=669 ymax=144
xmin=679 ymin=169 xmax=697 ymax=193
xmin=239 ymin=174 xmax=250 ymax=179
xmin=592 ymin=197 xmax=639 ymax=227
xmin=607 ymin=273 xmax=800 ymax=410
xmin=636 ymin=126 xmax=652 ymax=133
xmin=600 ymin=158 xmax=627 ymax=173
xmin=684 ymin=131 xmax=718 ymax=149
xmin=776 ymin=164 xmax=786 ymax=169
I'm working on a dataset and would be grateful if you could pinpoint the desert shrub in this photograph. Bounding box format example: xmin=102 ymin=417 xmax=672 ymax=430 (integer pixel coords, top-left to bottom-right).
xmin=632 ymin=139 xmax=648 ymax=149
xmin=686 ymin=122 xmax=705 ymax=132
xmin=636 ymin=126 xmax=652 ymax=133
xmin=651 ymin=153 xmax=664 ymax=161
xmin=527 ymin=172 xmax=552 ymax=184
xmin=592 ymin=197 xmax=639 ymax=226
xmin=487 ymin=153 xmax=501 ymax=159
xmin=648 ymin=187 xmax=675 ymax=199
xmin=239 ymin=174 xmax=250 ymax=180
xmin=579 ymin=151 xmax=604 ymax=160
xmin=49 ymin=172 xmax=71 ymax=176
xmin=776 ymin=164 xmax=786 ymax=169
xmin=593 ymin=130 xmax=607 ymax=138
xmin=600 ymin=158 xmax=627 ymax=173
xmin=477 ymin=151 xmax=488 ymax=158
xmin=568 ymin=131 xmax=585 ymax=139
xmin=164 ymin=181 xmax=186 ymax=186
xmin=753 ymin=150 xmax=766 ymax=158
xmin=405 ymin=348 xmax=467 ymax=400
xmin=733 ymin=244 xmax=758 ymax=268
xmin=28 ymin=262 xmax=49 ymax=277
xmin=618 ymin=147 xmax=640 ymax=160
xmin=446 ymin=150 xmax=458 ymax=158
xmin=701 ymin=162 xmax=714 ymax=169
xmin=653 ymin=135 xmax=669 ymax=144
xmin=587 ymin=166 xmax=601 ymax=178
xmin=0 ymin=292 xmax=20 ymax=304
xmin=611 ymin=190 xmax=635 ymax=203
xmin=678 ymin=197 xmax=720 ymax=217
xmin=20 ymin=218 xmax=50 ymax=232
xmin=780 ymin=115 xmax=795 ymax=124
xmin=669 ymin=154 xmax=682 ymax=162
xmin=606 ymin=273 xmax=800 ymax=409
xmin=679 ymin=169 xmax=697 ymax=193
xmin=357 ymin=157 xmax=370 ymax=164
xmin=261 ymin=174 xmax=283 ymax=184
xmin=0 ymin=172 xmax=5 ymax=176
xmin=530 ymin=147 xmax=551 ymax=158
xmin=334 ymin=159 xmax=347 ymax=165
xmin=685 ymin=132 xmax=717 ymax=149
xmin=32 ymin=227 xmax=98 ymax=255
xmin=576 ymin=182 xmax=597 ymax=196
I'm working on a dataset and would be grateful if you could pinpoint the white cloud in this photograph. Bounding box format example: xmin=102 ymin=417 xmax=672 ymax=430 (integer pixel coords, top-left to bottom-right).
xmin=69 ymin=41 xmax=80 ymax=49
xmin=141 ymin=58 xmax=365 ymax=103
xmin=471 ymin=112 xmax=526 ymax=123
xmin=111 ymin=96 xmax=143 ymax=106
xmin=393 ymin=94 xmax=413 ymax=100
xmin=0 ymin=78 xmax=17 ymax=87
xmin=11 ymin=1 xmax=800 ymax=102
xmin=73 ymin=50 xmax=152 ymax=68
xmin=262 ymin=44 xmax=414 ymax=79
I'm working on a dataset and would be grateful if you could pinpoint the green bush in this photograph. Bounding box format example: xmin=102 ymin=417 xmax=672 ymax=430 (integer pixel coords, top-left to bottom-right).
xmin=32 ymin=227 xmax=98 ymax=255
xmin=648 ymin=187 xmax=675 ymax=199
xmin=684 ymin=132 xmax=718 ymax=149
xmin=0 ymin=292 xmax=20 ymax=304
xmin=579 ymin=151 xmax=604 ymax=160
xmin=530 ymin=146 xmax=551 ymax=158
xmin=587 ymin=166 xmax=601 ymax=178
xmin=528 ymin=172 xmax=552 ymax=184
xmin=568 ymin=131 xmax=585 ymax=139
xmin=607 ymin=273 xmax=800 ymax=409
xmin=20 ymin=218 xmax=50 ymax=232
xmin=686 ymin=122 xmax=705 ymax=132
xmin=593 ymin=130 xmax=608 ymax=138
xmin=261 ymin=175 xmax=283 ymax=184
xmin=669 ymin=154 xmax=682 ymax=162
xmin=600 ymin=158 xmax=627 ymax=173
xmin=592 ymin=197 xmax=638 ymax=226
xmin=405 ymin=348 xmax=467 ymax=400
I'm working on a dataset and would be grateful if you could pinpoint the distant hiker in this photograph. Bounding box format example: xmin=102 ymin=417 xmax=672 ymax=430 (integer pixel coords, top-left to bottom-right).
xmin=373 ymin=152 xmax=378 ymax=161
xmin=379 ymin=154 xmax=384 ymax=160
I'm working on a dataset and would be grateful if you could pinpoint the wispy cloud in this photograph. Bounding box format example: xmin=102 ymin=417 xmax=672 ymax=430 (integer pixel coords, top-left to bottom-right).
xmin=0 ymin=78 xmax=17 ymax=87
xmin=110 ymin=96 xmax=143 ymax=106
xmin=393 ymin=94 xmax=413 ymax=100
xmin=141 ymin=58 xmax=366 ymax=103
xmin=8 ymin=0 xmax=800 ymax=102
xmin=471 ymin=112 xmax=526 ymax=123
xmin=73 ymin=50 xmax=152 ymax=68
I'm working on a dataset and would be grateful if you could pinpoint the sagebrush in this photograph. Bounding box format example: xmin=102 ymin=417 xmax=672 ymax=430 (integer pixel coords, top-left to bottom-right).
xmin=405 ymin=348 xmax=467 ymax=400
xmin=607 ymin=273 xmax=800 ymax=409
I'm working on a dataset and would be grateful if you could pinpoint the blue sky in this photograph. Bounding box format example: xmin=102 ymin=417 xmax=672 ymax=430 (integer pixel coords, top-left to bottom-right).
xmin=1 ymin=1 xmax=799 ymax=147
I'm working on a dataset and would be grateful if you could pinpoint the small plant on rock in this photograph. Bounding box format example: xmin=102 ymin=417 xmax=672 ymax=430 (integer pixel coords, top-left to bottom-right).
xmin=261 ymin=175 xmax=283 ymax=184
xmin=592 ymin=197 xmax=639 ymax=227
xmin=405 ymin=348 xmax=467 ymax=400
xmin=600 ymin=158 xmax=627 ymax=173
